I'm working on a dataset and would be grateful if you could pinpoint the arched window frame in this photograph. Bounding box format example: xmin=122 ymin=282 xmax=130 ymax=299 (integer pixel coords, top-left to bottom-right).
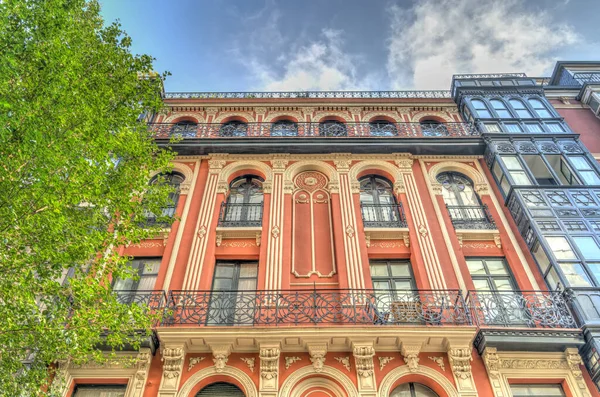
xmin=145 ymin=171 xmax=185 ymax=226
xmin=528 ymin=97 xmax=554 ymax=118
xmin=369 ymin=119 xmax=398 ymax=136
xmin=489 ymin=98 xmax=514 ymax=118
xmin=419 ymin=119 xmax=449 ymax=136
xmin=220 ymin=174 xmax=264 ymax=227
xmin=508 ymin=98 xmax=533 ymax=119
xmin=391 ymin=382 xmax=440 ymax=397
xmin=469 ymin=98 xmax=493 ymax=118
xmin=219 ymin=120 xmax=248 ymax=137
xmin=270 ymin=120 xmax=298 ymax=136
xmin=359 ymin=175 xmax=405 ymax=227
xmin=319 ymin=120 xmax=348 ymax=137
xmin=195 ymin=382 xmax=246 ymax=397
xmin=170 ymin=119 xmax=198 ymax=137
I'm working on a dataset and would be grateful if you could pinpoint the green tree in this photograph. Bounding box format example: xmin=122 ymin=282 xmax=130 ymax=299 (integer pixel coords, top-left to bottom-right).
xmin=0 ymin=0 xmax=174 ymax=394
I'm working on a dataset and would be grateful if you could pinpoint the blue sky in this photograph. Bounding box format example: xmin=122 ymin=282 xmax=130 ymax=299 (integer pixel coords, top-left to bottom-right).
xmin=100 ymin=0 xmax=600 ymax=92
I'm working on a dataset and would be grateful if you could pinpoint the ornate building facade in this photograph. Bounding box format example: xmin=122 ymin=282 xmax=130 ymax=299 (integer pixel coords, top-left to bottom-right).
xmin=59 ymin=62 xmax=600 ymax=397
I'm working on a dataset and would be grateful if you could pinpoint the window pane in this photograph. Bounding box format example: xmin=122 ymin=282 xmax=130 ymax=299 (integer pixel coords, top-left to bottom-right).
xmin=394 ymin=280 xmax=412 ymax=290
xmin=573 ymin=237 xmax=600 ymax=259
xmin=373 ymin=281 xmax=390 ymax=290
xmin=215 ymin=265 xmax=235 ymax=277
xmin=560 ymin=263 xmax=592 ymax=287
xmin=466 ymin=260 xmax=486 ymax=275
xmin=139 ymin=259 xmax=161 ymax=274
xmin=571 ymin=156 xmax=592 ymax=170
xmin=525 ymin=123 xmax=543 ymax=132
xmin=503 ymin=156 xmax=523 ymax=170
xmin=581 ymin=170 xmax=600 ymax=185
xmin=485 ymin=123 xmax=501 ymax=132
xmin=493 ymin=278 xmax=513 ymax=291
xmin=370 ymin=264 xmax=389 ymax=277
xmin=473 ymin=279 xmax=492 ymax=291
xmin=486 ymin=260 xmax=509 ymax=274
xmin=74 ymin=386 xmax=127 ymax=397
xmin=239 ymin=263 xmax=258 ymax=278
xmin=505 ymin=123 xmax=523 ymax=133
xmin=510 ymin=171 xmax=532 ymax=185
xmin=237 ymin=278 xmax=257 ymax=291
xmin=390 ymin=262 xmax=410 ymax=277
xmin=511 ymin=384 xmax=565 ymax=396
xmin=545 ymin=236 xmax=577 ymax=260
xmin=546 ymin=123 xmax=564 ymax=132
xmin=545 ymin=267 xmax=561 ymax=290
xmin=546 ymin=155 xmax=573 ymax=185
xmin=533 ymin=243 xmax=551 ymax=274
xmin=137 ymin=275 xmax=157 ymax=290
xmin=587 ymin=263 xmax=600 ymax=285
xmin=523 ymin=155 xmax=556 ymax=185
xmin=213 ymin=278 xmax=233 ymax=290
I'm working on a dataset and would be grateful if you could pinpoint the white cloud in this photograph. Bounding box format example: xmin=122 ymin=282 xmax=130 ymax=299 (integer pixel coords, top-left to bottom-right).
xmin=387 ymin=0 xmax=579 ymax=89
xmin=247 ymin=28 xmax=374 ymax=91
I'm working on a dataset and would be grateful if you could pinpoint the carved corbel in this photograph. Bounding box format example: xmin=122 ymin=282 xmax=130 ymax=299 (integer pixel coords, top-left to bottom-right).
xmin=308 ymin=343 xmax=327 ymax=373
xmin=352 ymin=343 xmax=377 ymax=394
xmin=210 ymin=344 xmax=232 ymax=372
xmin=333 ymin=154 xmax=353 ymax=172
xmin=447 ymin=345 xmax=477 ymax=396
xmin=271 ymin=156 xmax=289 ymax=172
xmin=401 ymin=344 xmax=420 ymax=373
xmin=482 ymin=347 xmax=499 ymax=379
xmin=475 ymin=183 xmax=489 ymax=195
xmin=395 ymin=158 xmax=414 ymax=174
xmin=565 ymin=348 xmax=584 ymax=379
xmin=430 ymin=182 xmax=443 ymax=195
xmin=259 ymin=344 xmax=280 ymax=395
xmin=393 ymin=180 xmax=405 ymax=194
xmin=131 ymin=348 xmax=152 ymax=397
xmin=159 ymin=345 xmax=186 ymax=393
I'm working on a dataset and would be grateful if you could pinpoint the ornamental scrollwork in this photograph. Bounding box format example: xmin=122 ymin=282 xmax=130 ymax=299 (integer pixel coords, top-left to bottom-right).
xmin=353 ymin=345 xmax=375 ymax=378
xmin=259 ymin=347 xmax=280 ymax=379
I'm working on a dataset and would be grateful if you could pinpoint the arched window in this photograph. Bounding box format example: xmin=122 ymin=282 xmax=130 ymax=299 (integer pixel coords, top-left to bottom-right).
xmin=195 ymin=382 xmax=245 ymax=397
xmin=437 ymin=172 xmax=493 ymax=229
xmin=369 ymin=120 xmax=398 ymax=136
xmin=528 ymin=98 xmax=552 ymax=118
xmin=170 ymin=120 xmax=198 ymax=137
xmin=359 ymin=175 xmax=403 ymax=227
xmin=471 ymin=99 xmax=492 ymax=118
xmin=220 ymin=121 xmax=248 ymax=137
xmin=490 ymin=99 xmax=512 ymax=118
xmin=319 ymin=120 xmax=347 ymax=137
xmin=220 ymin=175 xmax=264 ymax=226
xmin=270 ymin=120 xmax=298 ymax=136
xmin=419 ymin=120 xmax=448 ymax=137
xmin=509 ymin=99 xmax=533 ymax=118
xmin=390 ymin=383 xmax=439 ymax=397
xmin=145 ymin=172 xmax=185 ymax=225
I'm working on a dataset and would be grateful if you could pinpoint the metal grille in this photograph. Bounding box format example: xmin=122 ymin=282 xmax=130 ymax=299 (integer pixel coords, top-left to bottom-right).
xmin=361 ymin=203 xmax=407 ymax=228
xmin=218 ymin=202 xmax=263 ymax=227
xmin=446 ymin=204 xmax=496 ymax=230
xmin=164 ymin=90 xmax=451 ymax=99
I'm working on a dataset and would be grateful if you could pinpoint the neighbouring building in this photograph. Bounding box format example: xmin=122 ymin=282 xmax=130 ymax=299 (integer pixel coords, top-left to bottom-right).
xmin=57 ymin=61 xmax=600 ymax=397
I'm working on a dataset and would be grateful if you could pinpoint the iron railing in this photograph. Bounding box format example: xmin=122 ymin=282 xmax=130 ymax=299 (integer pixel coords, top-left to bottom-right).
xmin=361 ymin=203 xmax=407 ymax=228
xmin=163 ymin=289 xmax=470 ymax=326
xmin=467 ymin=290 xmax=576 ymax=328
xmin=574 ymin=73 xmax=600 ymax=86
xmin=115 ymin=290 xmax=167 ymax=308
xmin=149 ymin=122 xmax=478 ymax=139
xmin=218 ymin=202 xmax=263 ymax=227
xmin=163 ymin=90 xmax=451 ymax=99
xmin=446 ymin=204 xmax=496 ymax=230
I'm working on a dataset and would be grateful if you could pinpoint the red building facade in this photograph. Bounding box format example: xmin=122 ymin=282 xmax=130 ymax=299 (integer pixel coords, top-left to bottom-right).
xmin=57 ymin=62 xmax=600 ymax=397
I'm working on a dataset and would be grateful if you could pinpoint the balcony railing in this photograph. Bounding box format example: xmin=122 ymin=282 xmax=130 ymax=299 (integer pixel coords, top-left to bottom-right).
xmin=361 ymin=203 xmax=407 ymax=228
xmin=163 ymin=90 xmax=452 ymax=99
xmin=149 ymin=122 xmax=478 ymax=139
xmin=163 ymin=289 xmax=470 ymax=326
xmin=218 ymin=202 xmax=263 ymax=227
xmin=467 ymin=290 xmax=576 ymax=328
xmin=446 ymin=204 xmax=496 ymax=230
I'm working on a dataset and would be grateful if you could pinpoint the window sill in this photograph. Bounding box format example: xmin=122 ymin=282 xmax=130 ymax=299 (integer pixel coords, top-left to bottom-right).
xmin=215 ymin=226 xmax=263 ymax=247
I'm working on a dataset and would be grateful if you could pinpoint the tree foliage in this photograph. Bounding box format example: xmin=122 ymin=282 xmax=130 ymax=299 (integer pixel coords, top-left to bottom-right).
xmin=0 ymin=0 xmax=174 ymax=394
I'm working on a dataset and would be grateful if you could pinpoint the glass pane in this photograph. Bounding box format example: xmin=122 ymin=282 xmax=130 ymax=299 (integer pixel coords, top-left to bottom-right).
xmin=237 ymin=278 xmax=257 ymax=291
xmin=477 ymin=110 xmax=492 ymax=118
xmin=137 ymin=275 xmax=157 ymax=290
xmin=545 ymin=267 xmax=561 ymax=290
xmin=486 ymin=260 xmax=508 ymax=274
xmin=587 ymin=263 xmax=600 ymax=285
xmin=74 ymin=386 xmax=127 ymax=397
xmin=571 ymin=156 xmax=592 ymax=170
xmin=573 ymin=237 xmax=600 ymax=260
xmin=213 ymin=278 xmax=234 ymax=290
xmin=493 ymin=278 xmax=513 ymax=291
xmin=394 ymin=280 xmax=412 ymax=290
xmin=545 ymin=236 xmax=577 ymax=260
xmin=215 ymin=265 xmax=235 ymax=277
xmin=533 ymin=244 xmax=551 ymax=274
xmin=140 ymin=259 xmax=161 ymax=274
xmin=414 ymin=383 xmax=439 ymax=397
xmin=370 ymin=264 xmax=389 ymax=277
xmin=511 ymin=384 xmax=565 ymax=396
xmin=390 ymin=262 xmax=410 ymax=277
xmin=547 ymin=123 xmax=564 ymax=132
xmin=466 ymin=260 xmax=486 ymax=275
xmin=559 ymin=263 xmax=592 ymax=287
xmin=373 ymin=281 xmax=390 ymax=290
xmin=113 ymin=277 xmax=134 ymax=291
xmin=473 ymin=279 xmax=492 ymax=291
xmin=525 ymin=123 xmax=543 ymax=132
xmin=523 ymin=155 xmax=556 ymax=185
xmin=390 ymin=383 xmax=411 ymax=397
xmin=505 ymin=123 xmax=523 ymax=133
xmin=581 ymin=170 xmax=600 ymax=185
xmin=510 ymin=171 xmax=532 ymax=185
xmin=503 ymin=156 xmax=523 ymax=170
xmin=239 ymin=263 xmax=258 ymax=278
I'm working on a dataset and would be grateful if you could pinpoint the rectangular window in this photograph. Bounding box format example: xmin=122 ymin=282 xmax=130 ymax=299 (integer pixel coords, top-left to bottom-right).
xmin=370 ymin=260 xmax=414 ymax=291
xmin=545 ymin=236 xmax=577 ymax=260
xmin=570 ymin=156 xmax=600 ymax=185
xmin=370 ymin=260 xmax=416 ymax=324
xmin=113 ymin=258 xmax=161 ymax=291
xmin=546 ymin=123 xmax=565 ymax=133
xmin=510 ymin=384 xmax=565 ymax=397
xmin=546 ymin=155 xmax=576 ymax=185
xmin=525 ymin=123 xmax=544 ymax=133
xmin=504 ymin=123 xmax=523 ymax=133
xmin=573 ymin=236 xmax=600 ymax=260
xmin=467 ymin=258 xmax=515 ymax=291
xmin=484 ymin=123 xmax=501 ymax=132
xmin=522 ymin=155 xmax=557 ymax=185
xmin=73 ymin=385 xmax=127 ymax=397
xmin=501 ymin=156 xmax=532 ymax=185
xmin=209 ymin=261 xmax=258 ymax=325
xmin=559 ymin=263 xmax=592 ymax=287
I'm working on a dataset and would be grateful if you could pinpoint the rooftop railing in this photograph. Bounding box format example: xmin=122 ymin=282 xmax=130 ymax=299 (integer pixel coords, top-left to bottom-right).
xmin=163 ymin=90 xmax=452 ymax=99
xmin=150 ymin=122 xmax=478 ymax=139
xmin=467 ymin=290 xmax=576 ymax=328
xmin=163 ymin=289 xmax=470 ymax=326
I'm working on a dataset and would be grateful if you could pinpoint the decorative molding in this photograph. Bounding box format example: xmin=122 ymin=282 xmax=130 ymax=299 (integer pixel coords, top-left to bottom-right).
xmin=401 ymin=344 xmax=421 ymax=373
xmin=259 ymin=347 xmax=280 ymax=379
xmin=283 ymin=160 xmax=339 ymax=188
xmin=379 ymin=365 xmax=459 ymax=397
xmin=217 ymin=160 xmax=273 ymax=187
xmin=212 ymin=111 xmax=256 ymax=123
xmin=160 ymin=345 xmax=186 ymax=393
xmin=395 ymin=158 xmax=414 ymax=173
xmin=353 ymin=345 xmax=375 ymax=378
xmin=363 ymin=227 xmax=409 ymax=248
xmin=427 ymin=161 xmax=487 ymax=196
xmin=263 ymin=110 xmax=304 ymax=123
xmin=177 ymin=365 xmax=258 ymax=397
xmin=285 ymin=356 xmax=302 ymax=370
xmin=240 ymin=357 xmax=255 ymax=373
xmin=188 ymin=356 xmax=206 ymax=372
xmin=410 ymin=110 xmax=455 ymax=123
xmin=210 ymin=344 xmax=232 ymax=373
xmin=428 ymin=356 xmax=446 ymax=372
xmin=361 ymin=110 xmax=403 ymax=123
xmin=219 ymin=241 xmax=257 ymax=248
xmin=455 ymin=229 xmax=501 ymax=248
xmin=448 ymin=347 xmax=472 ymax=380
xmin=308 ymin=343 xmax=328 ymax=373
xmin=164 ymin=112 xmax=206 ymax=123
xmin=565 ymin=348 xmax=584 ymax=378
xmin=348 ymin=160 xmax=404 ymax=193
xmin=215 ymin=227 xmax=262 ymax=247
xmin=482 ymin=347 xmax=499 ymax=379
xmin=313 ymin=110 xmax=353 ymax=123
xmin=335 ymin=356 xmax=351 ymax=372
xmin=378 ymin=356 xmax=395 ymax=371
xmin=279 ymin=365 xmax=359 ymax=397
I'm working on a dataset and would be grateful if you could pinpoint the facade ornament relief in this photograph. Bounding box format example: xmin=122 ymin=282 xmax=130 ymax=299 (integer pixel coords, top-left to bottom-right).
xmin=240 ymin=357 xmax=256 ymax=373
xmin=418 ymin=224 xmax=428 ymax=238
xmin=428 ymin=356 xmax=446 ymax=372
xmin=308 ymin=344 xmax=328 ymax=373
xmin=210 ymin=344 xmax=232 ymax=373
xmin=215 ymin=234 xmax=222 ymax=247
xmin=160 ymin=346 xmax=185 ymax=390
xmin=335 ymin=356 xmax=352 ymax=372
xmin=378 ymin=356 xmax=395 ymax=371
xmin=334 ymin=158 xmax=353 ymax=171
xmin=346 ymin=224 xmax=355 ymax=238
xmin=197 ymin=225 xmax=207 ymax=239
xmin=271 ymin=157 xmax=289 ymax=171
xmin=401 ymin=345 xmax=421 ymax=373
xmin=395 ymin=158 xmax=414 ymax=173
xmin=208 ymin=159 xmax=227 ymax=171
xmin=448 ymin=347 xmax=473 ymax=380
xmin=494 ymin=234 xmax=502 ymax=249
xmin=353 ymin=345 xmax=375 ymax=378
xmin=132 ymin=349 xmax=152 ymax=397
xmin=271 ymin=225 xmax=280 ymax=239
xmin=205 ymin=107 xmax=219 ymax=115
xmin=254 ymin=107 xmax=267 ymax=115
xmin=259 ymin=347 xmax=280 ymax=379
xmin=482 ymin=347 xmax=500 ymax=379
xmin=565 ymin=348 xmax=584 ymax=378
xmin=285 ymin=356 xmax=302 ymax=369
xmin=188 ymin=356 xmax=206 ymax=371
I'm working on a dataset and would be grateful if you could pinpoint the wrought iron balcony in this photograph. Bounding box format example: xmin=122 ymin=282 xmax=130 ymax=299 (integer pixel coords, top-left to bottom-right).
xmin=163 ymin=289 xmax=470 ymax=326
xmin=467 ymin=290 xmax=576 ymax=328
xmin=163 ymin=90 xmax=451 ymax=99
xmin=115 ymin=290 xmax=167 ymax=308
xmin=218 ymin=202 xmax=263 ymax=227
xmin=361 ymin=203 xmax=407 ymax=228
xmin=149 ymin=122 xmax=478 ymax=139
xmin=446 ymin=204 xmax=496 ymax=230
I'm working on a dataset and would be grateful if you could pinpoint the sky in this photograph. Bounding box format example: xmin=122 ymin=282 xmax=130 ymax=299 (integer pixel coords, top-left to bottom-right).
xmin=100 ymin=0 xmax=600 ymax=92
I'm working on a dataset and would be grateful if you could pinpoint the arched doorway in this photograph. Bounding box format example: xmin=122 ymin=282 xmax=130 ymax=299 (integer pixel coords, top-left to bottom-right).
xmin=195 ymin=382 xmax=245 ymax=397
xmin=390 ymin=382 xmax=439 ymax=396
